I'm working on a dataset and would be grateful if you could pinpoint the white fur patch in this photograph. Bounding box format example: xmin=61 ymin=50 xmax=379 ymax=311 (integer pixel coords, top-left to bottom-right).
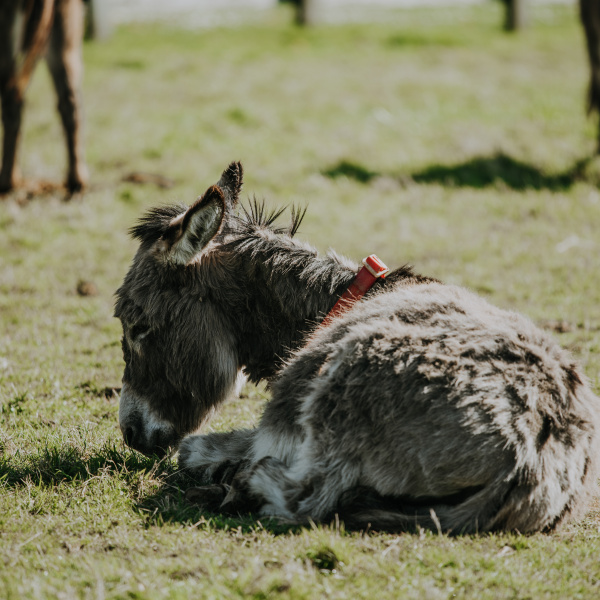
xmin=252 ymin=428 xmax=301 ymax=466
xmin=119 ymin=383 xmax=175 ymax=447
xmin=233 ymin=371 xmax=246 ymax=397
xmin=249 ymin=467 xmax=294 ymax=519
xmin=178 ymin=434 xmax=230 ymax=471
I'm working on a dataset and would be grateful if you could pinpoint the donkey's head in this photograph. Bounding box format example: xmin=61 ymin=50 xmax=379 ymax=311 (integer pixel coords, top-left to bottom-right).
xmin=114 ymin=162 xmax=244 ymax=456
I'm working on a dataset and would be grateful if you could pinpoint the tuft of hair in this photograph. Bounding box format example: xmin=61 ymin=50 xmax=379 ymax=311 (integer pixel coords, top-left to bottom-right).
xmin=289 ymin=205 xmax=307 ymax=237
xmin=237 ymin=198 xmax=307 ymax=237
xmin=129 ymin=204 xmax=188 ymax=243
xmin=220 ymin=161 xmax=244 ymax=199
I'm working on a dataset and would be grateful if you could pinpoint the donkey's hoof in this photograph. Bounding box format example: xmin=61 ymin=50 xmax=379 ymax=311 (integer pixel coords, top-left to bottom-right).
xmin=66 ymin=179 xmax=86 ymax=195
xmin=66 ymin=167 xmax=89 ymax=195
xmin=185 ymin=484 xmax=228 ymax=511
xmin=0 ymin=180 xmax=14 ymax=195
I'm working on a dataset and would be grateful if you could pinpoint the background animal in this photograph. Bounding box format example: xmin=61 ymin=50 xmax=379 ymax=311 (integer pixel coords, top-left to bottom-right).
xmin=0 ymin=0 xmax=87 ymax=194
xmin=115 ymin=162 xmax=600 ymax=534
xmin=580 ymin=0 xmax=600 ymax=151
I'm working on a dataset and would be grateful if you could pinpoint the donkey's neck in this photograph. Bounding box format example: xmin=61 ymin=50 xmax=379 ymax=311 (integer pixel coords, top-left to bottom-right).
xmin=230 ymin=232 xmax=358 ymax=383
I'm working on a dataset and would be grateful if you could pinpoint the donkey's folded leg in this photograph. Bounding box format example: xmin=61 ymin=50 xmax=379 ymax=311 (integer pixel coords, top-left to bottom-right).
xmin=220 ymin=456 xmax=295 ymax=518
xmin=220 ymin=455 xmax=358 ymax=523
xmin=178 ymin=428 xmax=256 ymax=485
xmin=185 ymin=484 xmax=230 ymax=512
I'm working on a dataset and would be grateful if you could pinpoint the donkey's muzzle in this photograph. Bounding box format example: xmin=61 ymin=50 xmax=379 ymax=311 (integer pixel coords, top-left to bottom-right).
xmin=121 ymin=421 xmax=174 ymax=457
xmin=119 ymin=384 xmax=178 ymax=457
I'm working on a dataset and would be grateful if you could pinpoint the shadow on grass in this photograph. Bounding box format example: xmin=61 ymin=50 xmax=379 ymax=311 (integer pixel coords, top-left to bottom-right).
xmin=135 ymin=483 xmax=302 ymax=535
xmin=386 ymin=32 xmax=464 ymax=49
xmin=0 ymin=443 xmax=300 ymax=533
xmin=322 ymin=160 xmax=379 ymax=184
xmin=322 ymin=154 xmax=594 ymax=191
xmin=0 ymin=442 xmax=167 ymax=487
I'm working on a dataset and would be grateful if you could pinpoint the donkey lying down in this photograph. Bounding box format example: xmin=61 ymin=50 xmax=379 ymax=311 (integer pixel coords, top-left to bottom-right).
xmin=115 ymin=162 xmax=600 ymax=533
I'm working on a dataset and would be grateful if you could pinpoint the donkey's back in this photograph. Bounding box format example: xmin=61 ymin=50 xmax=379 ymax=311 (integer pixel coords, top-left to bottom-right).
xmin=252 ymin=282 xmax=600 ymax=533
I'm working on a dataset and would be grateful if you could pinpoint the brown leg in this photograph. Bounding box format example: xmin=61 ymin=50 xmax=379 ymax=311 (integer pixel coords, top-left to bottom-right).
xmin=46 ymin=0 xmax=87 ymax=193
xmin=1 ymin=0 xmax=54 ymax=193
xmin=0 ymin=1 xmax=24 ymax=193
xmin=0 ymin=83 xmax=24 ymax=194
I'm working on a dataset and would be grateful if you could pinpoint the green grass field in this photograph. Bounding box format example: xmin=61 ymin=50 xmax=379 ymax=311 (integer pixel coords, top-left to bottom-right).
xmin=2 ymin=2 xmax=600 ymax=598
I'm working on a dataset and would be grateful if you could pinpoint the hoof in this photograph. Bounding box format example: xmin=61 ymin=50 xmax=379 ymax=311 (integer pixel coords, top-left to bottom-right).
xmin=0 ymin=178 xmax=14 ymax=195
xmin=66 ymin=178 xmax=86 ymax=195
xmin=66 ymin=166 xmax=89 ymax=195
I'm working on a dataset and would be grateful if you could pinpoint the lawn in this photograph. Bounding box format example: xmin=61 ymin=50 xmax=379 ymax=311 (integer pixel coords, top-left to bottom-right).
xmin=1 ymin=2 xmax=600 ymax=598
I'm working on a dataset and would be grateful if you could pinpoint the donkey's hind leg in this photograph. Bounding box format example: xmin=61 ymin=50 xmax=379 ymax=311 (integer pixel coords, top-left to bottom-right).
xmin=45 ymin=0 xmax=87 ymax=193
xmin=220 ymin=453 xmax=360 ymax=523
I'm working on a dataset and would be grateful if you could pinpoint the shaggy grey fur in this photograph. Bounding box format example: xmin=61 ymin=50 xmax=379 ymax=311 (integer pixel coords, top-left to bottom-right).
xmin=116 ymin=162 xmax=600 ymax=534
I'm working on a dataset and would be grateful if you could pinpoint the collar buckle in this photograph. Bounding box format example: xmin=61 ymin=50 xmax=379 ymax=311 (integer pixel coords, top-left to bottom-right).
xmin=362 ymin=254 xmax=389 ymax=279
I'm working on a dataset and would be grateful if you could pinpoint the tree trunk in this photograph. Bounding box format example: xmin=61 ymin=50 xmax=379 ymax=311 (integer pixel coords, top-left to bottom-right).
xmin=295 ymin=0 xmax=320 ymax=26
xmin=504 ymin=0 xmax=528 ymax=31
xmin=85 ymin=0 xmax=112 ymax=40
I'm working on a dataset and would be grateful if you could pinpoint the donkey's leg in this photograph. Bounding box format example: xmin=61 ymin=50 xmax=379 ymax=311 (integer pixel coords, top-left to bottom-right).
xmin=178 ymin=428 xmax=256 ymax=485
xmin=1 ymin=0 xmax=57 ymax=192
xmin=0 ymin=76 xmax=23 ymax=194
xmin=180 ymin=428 xmax=258 ymax=512
xmin=45 ymin=0 xmax=88 ymax=193
xmin=0 ymin=2 xmax=24 ymax=193
xmin=220 ymin=456 xmax=297 ymax=517
xmin=219 ymin=448 xmax=360 ymax=522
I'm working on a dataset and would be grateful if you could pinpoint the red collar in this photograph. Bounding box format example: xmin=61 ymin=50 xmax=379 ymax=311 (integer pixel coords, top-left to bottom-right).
xmin=320 ymin=255 xmax=389 ymax=328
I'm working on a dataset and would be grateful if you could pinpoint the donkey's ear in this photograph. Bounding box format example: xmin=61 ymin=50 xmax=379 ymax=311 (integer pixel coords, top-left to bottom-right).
xmin=160 ymin=185 xmax=225 ymax=266
xmin=216 ymin=161 xmax=243 ymax=211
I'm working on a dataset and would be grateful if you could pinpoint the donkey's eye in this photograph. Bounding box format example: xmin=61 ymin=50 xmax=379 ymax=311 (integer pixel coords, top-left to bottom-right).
xmin=130 ymin=324 xmax=151 ymax=341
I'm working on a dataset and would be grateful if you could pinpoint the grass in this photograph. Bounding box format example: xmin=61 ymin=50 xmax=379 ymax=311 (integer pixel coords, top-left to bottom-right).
xmin=1 ymin=2 xmax=600 ymax=598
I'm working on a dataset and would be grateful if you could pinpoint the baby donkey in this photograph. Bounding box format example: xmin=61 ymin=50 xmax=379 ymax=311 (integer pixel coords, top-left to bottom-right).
xmin=115 ymin=162 xmax=600 ymax=534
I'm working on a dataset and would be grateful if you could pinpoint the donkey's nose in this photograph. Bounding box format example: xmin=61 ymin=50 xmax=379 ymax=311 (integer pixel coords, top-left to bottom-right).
xmin=123 ymin=425 xmax=138 ymax=448
xmin=122 ymin=424 xmax=153 ymax=456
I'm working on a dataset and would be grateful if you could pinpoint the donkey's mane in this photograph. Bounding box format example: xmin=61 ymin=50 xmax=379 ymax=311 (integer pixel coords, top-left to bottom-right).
xmin=130 ymin=198 xmax=307 ymax=246
xmin=234 ymin=198 xmax=307 ymax=238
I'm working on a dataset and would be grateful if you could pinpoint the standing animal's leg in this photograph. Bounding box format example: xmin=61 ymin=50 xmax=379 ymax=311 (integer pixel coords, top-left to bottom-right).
xmin=45 ymin=0 xmax=87 ymax=193
xmin=0 ymin=63 xmax=23 ymax=193
xmin=0 ymin=0 xmax=24 ymax=193
xmin=0 ymin=0 xmax=52 ymax=193
xmin=581 ymin=0 xmax=600 ymax=152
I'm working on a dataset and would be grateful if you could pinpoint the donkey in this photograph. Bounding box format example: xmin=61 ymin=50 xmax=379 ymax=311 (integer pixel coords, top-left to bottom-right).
xmin=581 ymin=0 xmax=600 ymax=152
xmin=115 ymin=162 xmax=600 ymax=534
xmin=0 ymin=0 xmax=87 ymax=194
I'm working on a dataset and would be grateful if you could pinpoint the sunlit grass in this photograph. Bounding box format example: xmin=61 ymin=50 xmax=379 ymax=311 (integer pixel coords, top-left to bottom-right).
xmin=1 ymin=3 xmax=600 ymax=598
